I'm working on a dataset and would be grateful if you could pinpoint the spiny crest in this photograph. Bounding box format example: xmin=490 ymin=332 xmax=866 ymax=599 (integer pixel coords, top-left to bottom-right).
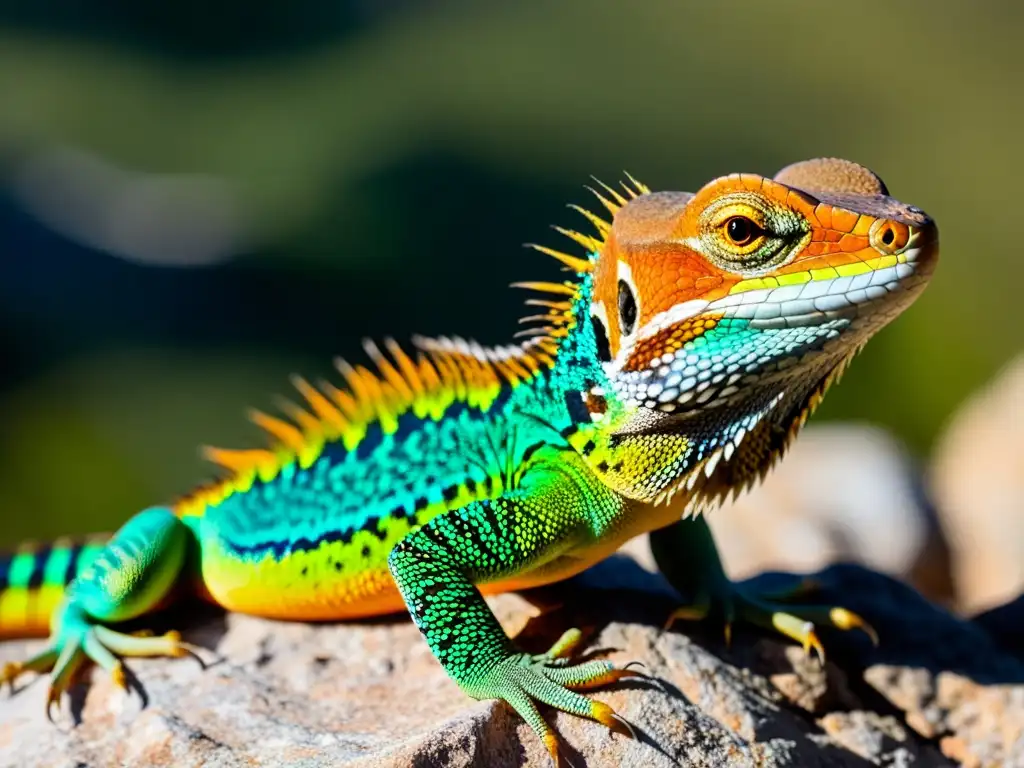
xmin=175 ymin=174 xmax=650 ymax=515
xmin=515 ymin=173 xmax=649 ymax=343
xmin=177 ymin=336 xmax=561 ymax=516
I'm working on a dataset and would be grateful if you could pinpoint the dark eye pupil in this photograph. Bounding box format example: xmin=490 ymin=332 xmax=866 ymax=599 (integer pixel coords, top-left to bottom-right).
xmin=617 ymin=280 xmax=637 ymax=336
xmin=881 ymin=227 xmax=895 ymax=245
xmin=727 ymin=217 xmax=754 ymax=243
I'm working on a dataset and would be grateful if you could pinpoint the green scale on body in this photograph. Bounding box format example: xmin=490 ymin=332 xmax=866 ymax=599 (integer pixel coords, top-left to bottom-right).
xmin=0 ymin=158 xmax=938 ymax=764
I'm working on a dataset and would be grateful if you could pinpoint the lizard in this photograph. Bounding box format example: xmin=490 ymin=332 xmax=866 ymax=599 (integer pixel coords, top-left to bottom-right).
xmin=0 ymin=157 xmax=937 ymax=763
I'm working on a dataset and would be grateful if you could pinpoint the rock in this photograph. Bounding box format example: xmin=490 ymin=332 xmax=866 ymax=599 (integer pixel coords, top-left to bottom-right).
xmin=931 ymin=355 xmax=1024 ymax=614
xmin=708 ymin=424 xmax=954 ymax=605
xmin=2 ymin=552 xmax=1020 ymax=767
xmin=974 ymin=594 xmax=1024 ymax=662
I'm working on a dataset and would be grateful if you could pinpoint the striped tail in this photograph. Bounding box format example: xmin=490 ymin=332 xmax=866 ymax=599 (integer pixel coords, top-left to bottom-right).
xmin=0 ymin=536 xmax=109 ymax=638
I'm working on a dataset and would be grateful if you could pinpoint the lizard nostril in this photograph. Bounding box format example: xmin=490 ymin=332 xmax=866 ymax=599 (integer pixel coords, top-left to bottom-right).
xmin=869 ymin=219 xmax=910 ymax=254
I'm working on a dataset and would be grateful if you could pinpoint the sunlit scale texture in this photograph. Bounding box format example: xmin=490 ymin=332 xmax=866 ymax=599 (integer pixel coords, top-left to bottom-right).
xmin=614 ymin=317 xmax=846 ymax=413
xmin=0 ymin=160 xmax=937 ymax=764
xmin=175 ymin=273 xmax=622 ymax=618
xmin=387 ymin=449 xmax=629 ymax=756
xmin=0 ymin=538 xmax=106 ymax=638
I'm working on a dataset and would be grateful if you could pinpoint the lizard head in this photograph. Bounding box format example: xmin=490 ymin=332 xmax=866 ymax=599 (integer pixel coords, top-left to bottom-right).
xmin=588 ymin=157 xmax=937 ymax=420
xmin=565 ymin=158 xmax=938 ymax=505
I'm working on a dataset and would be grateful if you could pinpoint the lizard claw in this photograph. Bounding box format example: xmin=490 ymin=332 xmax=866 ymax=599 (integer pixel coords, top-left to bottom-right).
xmin=591 ymin=701 xmax=637 ymax=740
xmin=663 ymin=596 xmax=710 ymax=630
xmin=1 ymin=661 xmax=22 ymax=693
xmin=828 ymin=607 xmax=879 ymax=646
xmin=45 ymin=687 xmax=62 ymax=724
xmin=110 ymin=661 xmax=128 ymax=692
xmin=664 ymin=574 xmax=878 ymax=664
xmin=2 ymin=622 xmax=196 ymax=716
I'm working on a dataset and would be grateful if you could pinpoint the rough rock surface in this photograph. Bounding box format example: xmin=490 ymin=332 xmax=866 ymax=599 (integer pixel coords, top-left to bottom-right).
xmin=931 ymin=354 xmax=1024 ymax=613
xmin=2 ymin=541 xmax=1021 ymax=767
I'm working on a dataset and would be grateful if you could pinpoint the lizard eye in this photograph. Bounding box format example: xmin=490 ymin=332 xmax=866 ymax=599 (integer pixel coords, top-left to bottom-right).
xmin=697 ymin=194 xmax=807 ymax=273
xmin=724 ymin=216 xmax=762 ymax=247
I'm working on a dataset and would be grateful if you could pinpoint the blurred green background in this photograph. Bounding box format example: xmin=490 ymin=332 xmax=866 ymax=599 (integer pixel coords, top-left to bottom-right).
xmin=0 ymin=0 xmax=1020 ymax=546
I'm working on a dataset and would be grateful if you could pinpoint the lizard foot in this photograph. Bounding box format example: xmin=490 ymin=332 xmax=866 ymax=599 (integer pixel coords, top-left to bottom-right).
xmin=2 ymin=605 xmax=194 ymax=718
xmin=664 ymin=576 xmax=877 ymax=663
xmin=468 ymin=628 xmax=641 ymax=766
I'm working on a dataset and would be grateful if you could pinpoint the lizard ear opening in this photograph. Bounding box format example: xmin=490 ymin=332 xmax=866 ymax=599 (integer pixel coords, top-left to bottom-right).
xmin=774 ymin=157 xmax=889 ymax=197
xmin=591 ymin=312 xmax=612 ymax=363
xmin=617 ymin=280 xmax=638 ymax=337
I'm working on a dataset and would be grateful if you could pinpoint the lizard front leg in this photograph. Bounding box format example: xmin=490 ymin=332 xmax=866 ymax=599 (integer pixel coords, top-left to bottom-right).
xmin=2 ymin=507 xmax=193 ymax=712
xmin=651 ymin=515 xmax=876 ymax=659
xmin=387 ymin=458 xmax=637 ymax=764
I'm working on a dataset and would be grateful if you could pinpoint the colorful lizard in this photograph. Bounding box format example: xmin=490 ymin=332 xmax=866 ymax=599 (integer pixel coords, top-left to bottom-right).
xmin=0 ymin=158 xmax=937 ymax=763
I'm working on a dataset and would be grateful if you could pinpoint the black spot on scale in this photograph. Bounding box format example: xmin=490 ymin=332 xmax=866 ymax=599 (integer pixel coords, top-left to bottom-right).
xmin=441 ymin=486 xmax=460 ymax=503
xmin=465 ymin=478 xmax=477 ymax=493
xmin=63 ymin=543 xmax=84 ymax=585
xmin=353 ymin=424 xmax=385 ymax=461
xmin=414 ymin=496 xmax=430 ymax=512
xmin=434 ymin=632 xmax=459 ymax=655
xmin=564 ymin=390 xmax=590 ymax=425
xmin=479 ymin=503 xmax=503 ymax=543
xmin=318 ymin=390 xmax=514 ymax=464
xmin=226 ymin=509 xmax=393 ymax=560
xmin=519 ymin=440 xmax=546 ymax=466
xmin=27 ymin=545 xmax=52 ymax=589
xmin=364 ymin=516 xmax=390 ymax=542
xmin=581 ymin=439 xmax=597 ymax=455
xmin=360 ymin=545 xmax=371 ymax=559
xmin=390 ymin=506 xmax=407 ymax=520
xmin=596 ymin=460 xmax=610 ymax=473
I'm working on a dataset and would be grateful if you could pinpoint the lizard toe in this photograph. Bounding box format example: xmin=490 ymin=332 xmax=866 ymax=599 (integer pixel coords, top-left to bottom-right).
xmin=665 ymin=578 xmax=878 ymax=662
xmin=468 ymin=648 xmax=639 ymax=766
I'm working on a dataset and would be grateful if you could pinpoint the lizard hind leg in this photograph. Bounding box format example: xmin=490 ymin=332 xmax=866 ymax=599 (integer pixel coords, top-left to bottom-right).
xmin=1 ymin=506 xmax=193 ymax=711
xmin=653 ymin=516 xmax=877 ymax=662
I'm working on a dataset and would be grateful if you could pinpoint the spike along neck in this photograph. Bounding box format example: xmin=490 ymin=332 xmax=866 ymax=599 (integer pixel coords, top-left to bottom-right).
xmin=509 ymin=174 xmax=652 ymax=425
xmin=526 ymin=183 xmax=827 ymax=508
xmin=513 ymin=177 xmax=700 ymax=500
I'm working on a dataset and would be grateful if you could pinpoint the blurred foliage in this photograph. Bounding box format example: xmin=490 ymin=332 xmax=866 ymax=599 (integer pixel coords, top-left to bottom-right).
xmin=0 ymin=0 xmax=1021 ymax=545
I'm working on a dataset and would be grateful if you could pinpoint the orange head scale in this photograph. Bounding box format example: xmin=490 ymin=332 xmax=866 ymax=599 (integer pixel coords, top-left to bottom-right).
xmin=583 ymin=158 xmax=938 ymax=426
xmin=535 ymin=158 xmax=942 ymax=506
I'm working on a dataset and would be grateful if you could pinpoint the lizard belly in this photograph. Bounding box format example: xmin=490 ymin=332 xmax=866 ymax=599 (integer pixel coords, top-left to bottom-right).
xmin=196 ymin=535 xmax=408 ymax=620
xmin=192 ymin=494 xmax=679 ymax=620
xmin=186 ymin=506 xmax=413 ymax=620
xmin=482 ymin=498 xmax=678 ymax=595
